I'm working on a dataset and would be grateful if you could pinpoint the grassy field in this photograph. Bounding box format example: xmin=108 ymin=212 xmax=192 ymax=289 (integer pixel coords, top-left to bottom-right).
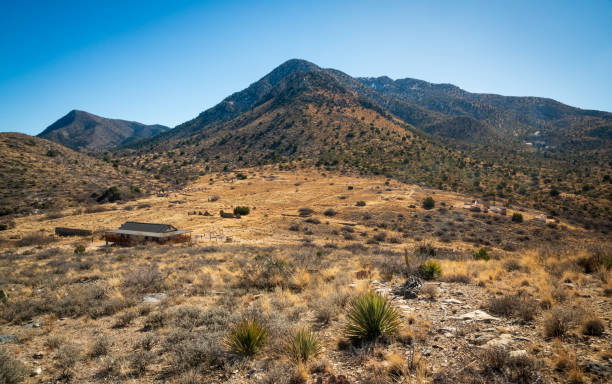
xmin=1 ymin=168 xmax=610 ymax=383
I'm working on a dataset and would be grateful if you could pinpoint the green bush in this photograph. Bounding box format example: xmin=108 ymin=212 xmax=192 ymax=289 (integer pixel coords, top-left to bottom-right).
xmin=511 ymin=213 xmax=523 ymax=223
xmin=74 ymin=245 xmax=86 ymax=255
xmin=420 ymin=260 xmax=442 ymax=280
xmin=236 ymin=173 xmax=248 ymax=180
xmin=473 ymin=248 xmax=491 ymax=261
xmin=422 ymin=197 xmax=435 ymax=210
xmin=233 ymin=206 xmax=250 ymax=216
xmin=226 ymin=319 xmax=267 ymax=357
xmin=285 ymin=328 xmax=322 ymax=362
xmin=345 ymin=291 xmax=400 ymax=342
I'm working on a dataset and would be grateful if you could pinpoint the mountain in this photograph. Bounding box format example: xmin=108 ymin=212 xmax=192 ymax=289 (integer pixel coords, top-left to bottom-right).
xmin=134 ymin=59 xmax=611 ymax=150
xmin=38 ymin=110 xmax=169 ymax=151
xmin=120 ymin=59 xmax=611 ymax=231
xmin=357 ymin=76 xmax=612 ymax=150
xmin=0 ymin=133 xmax=164 ymax=217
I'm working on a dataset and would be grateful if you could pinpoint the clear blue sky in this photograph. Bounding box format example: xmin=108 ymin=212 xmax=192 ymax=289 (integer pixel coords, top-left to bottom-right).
xmin=1 ymin=0 xmax=611 ymax=135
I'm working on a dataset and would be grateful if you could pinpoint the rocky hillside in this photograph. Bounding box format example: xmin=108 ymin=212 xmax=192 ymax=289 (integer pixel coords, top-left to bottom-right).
xmin=38 ymin=110 xmax=169 ymax=151
xmin=0 ymin=133 xmax=163 ymax=217
xmin=118 ymin=59 xmax=611 ymax=231
xmin=358 ymin=76 xmax=612 ymax=151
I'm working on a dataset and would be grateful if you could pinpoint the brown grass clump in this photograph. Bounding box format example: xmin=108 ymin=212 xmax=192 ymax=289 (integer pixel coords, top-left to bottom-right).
xmin=0 ymin=347 xmax=27 ymax=384
xmin=486 ymin=293 xmax=538 ymax=321
xmin=543 ymin=306 xmax=582 ymax=338
xmin=581 ymin=317 xmax=605 ymax=336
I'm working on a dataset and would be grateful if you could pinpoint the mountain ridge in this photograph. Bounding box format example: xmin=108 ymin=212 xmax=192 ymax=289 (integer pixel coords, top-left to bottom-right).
xmin=38 ymin=109 xmax=169 ymax=151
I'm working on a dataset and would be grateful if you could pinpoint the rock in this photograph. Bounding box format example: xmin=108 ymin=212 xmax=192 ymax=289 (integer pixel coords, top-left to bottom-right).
xmin=442 ymin=298 xmax=462 ymax=304
xmin=422 ymin=348 xmax=432 ymax=356
xmin=564 ymin=283 xmax=575 ymax=289
xmin=143 ymin=293 xmax=166 ymax=304
xmin=24 ymin=320 xmax=41 ymax=329
xmin=455 ymin=310 xmax=501 ymax=322
xmin=0 ymin=334 xmax=15 ymax=344
xmin=468 ymin=333 xmax=495 ymax=346
xmin=484 ymin=333 xmax=513 ymax=348
xmin=32 ymin=367 xmax=42 ymax=376
xmin=509 ymin=350 xmax=528 ymax=358
xmin=33 ymin=351 xmax=44 ymax=359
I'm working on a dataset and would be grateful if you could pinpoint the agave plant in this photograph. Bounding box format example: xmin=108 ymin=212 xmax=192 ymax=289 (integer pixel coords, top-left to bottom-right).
xmin=345 ymin=291 xmax=401 ymax=342
xmin=226 ymin=319 xmax=267 ymax=357
xmin=285 ymin=327 xmax=322 ymax=362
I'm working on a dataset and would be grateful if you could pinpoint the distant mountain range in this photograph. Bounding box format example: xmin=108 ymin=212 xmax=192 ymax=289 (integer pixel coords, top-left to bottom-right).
xmin=15 ymin=59 xmax=611 ymax=228
xmin=128 ymin=58 xmax=611 ymax=151
xmin=38 ymin=110 xmax=169 ymax=151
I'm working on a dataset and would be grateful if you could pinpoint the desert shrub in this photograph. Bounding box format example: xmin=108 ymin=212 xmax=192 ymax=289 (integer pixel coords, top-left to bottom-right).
xmin=543 ymin=307 xmax=580 ymax=338
xmin=511 ymin=213 xmax=523 ymax=223
xmin=97 ymin=356 xmax=122 ymax=379
xmin=416 ymin=242 xmax=436 ymax=257
xmin=582 ymin=317 xmax=605 ymax=336
xmin=345 ymin=291 xmax=400 ymax=342
xmin=17 ymin=232 xmax=55 ymax=247
xmin=372 ymin=232 xmax=387 ymax=242
xmin=422 ymin=197 xmax=435 ymax=210
xmin=45 ymin=336 xmax=63 ymax=350
xmin=298 ymin=208 xmax=314 ymax=217
xmin=420 ymin=260 xmax=442 ymax=280
xmin=129 ymin=350 xmax=153 ymax=376
xmin=233 ymin=206 xmax=250 ymax=216
xmin=96 ymin=186 xmax=122 ymax=203
xmin=209 ymin=195 xmax=220 ymax=202
xmin=0 ymin=347 xmax=26 ymax=384
xmin=74 ymin=245 xmax=86 ymax=254
xmin=440 ymin=274 xmax=471 ymax=284
xmin=123 ymin=266 xmax=164 ymax=293
xmin=289 ymin=224 xmax=300 ymax=232
xmin=240 ymin=255 xmax=295 ymax=289
xmin=576 ymin=245 xmax=612 ymax=273
xmin=144 ymin=311 xmax=166 ymax=330
xmin=226 ymin=319 xmax=267 ymax=357
xmin=313 ymin=292 xmax=348 ymax=324
xmin=503 ymin=259 xmax=522 ymax=272
xmin=487 ymin=293 xmax=538 ymax=321
xmin=285 ymin=328 xmax=322 ymax=363
xmin=304 ymin=217 xmax=321 ymax=224
xmin=356 ymin=201 xmax=366 ymax=207
xmin=421 ymin=284 xmax=438 ymax=299
xmin=56 ymin=344 xmax=81 ymax=378
xmin=89 ymin=335 xmax=111 ymax=358
xmin=114 ymin=309 xmax=138 ymax=328
xmin=236 ymin=172 xmax=247 ymax=180
xmin=166 ymin=332 xmax=224 ymax=371
xmin=323 ymin=208 xmax=337 ymax=217
xmin=173 ymin=306 xmax=205 ymax=330
xmin=472 ymin=248 xmax=491 ymax=261
xmin=481 ymin=347 xmax=538 ymax=383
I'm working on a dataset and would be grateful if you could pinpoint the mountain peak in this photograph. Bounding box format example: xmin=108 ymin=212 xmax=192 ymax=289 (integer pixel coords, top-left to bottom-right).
xmin=38 ymin=110 xmax=168 ymax=151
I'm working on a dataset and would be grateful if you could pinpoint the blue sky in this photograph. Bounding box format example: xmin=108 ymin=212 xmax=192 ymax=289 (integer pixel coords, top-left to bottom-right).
xmin=1 ymin=0 xmax=611 ymax=135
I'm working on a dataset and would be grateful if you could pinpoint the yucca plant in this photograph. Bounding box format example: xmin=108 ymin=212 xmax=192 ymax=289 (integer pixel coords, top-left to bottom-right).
xmin=345 ymin=291 xmax=401 ymax=342
xmin=226 ymin=319 xmax=267 ymax=357
xmin=420 ymin=260 xmax=442 ymax=280
xmin=285 ymin=327 xmax=322 ymax=363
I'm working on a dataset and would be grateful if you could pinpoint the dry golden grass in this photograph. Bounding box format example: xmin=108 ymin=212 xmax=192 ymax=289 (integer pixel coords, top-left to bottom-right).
xmin=0 ymin=168 xmax=610 ymax=383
